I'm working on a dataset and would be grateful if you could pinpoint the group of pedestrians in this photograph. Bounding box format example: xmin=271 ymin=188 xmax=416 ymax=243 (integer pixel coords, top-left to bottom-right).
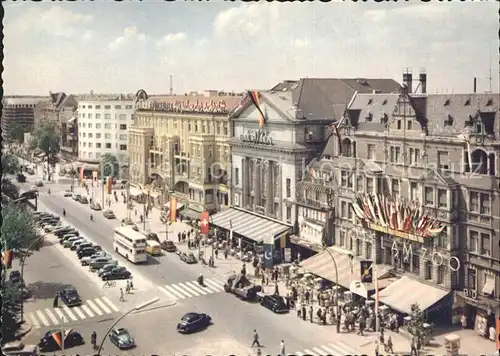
xmin=119 ymin=280 xmax=134 ymax=302
xmin=250 ymin=329 xmax=286 ymax=356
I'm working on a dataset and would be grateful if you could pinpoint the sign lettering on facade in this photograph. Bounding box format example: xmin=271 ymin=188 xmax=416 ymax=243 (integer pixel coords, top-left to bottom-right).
xmin=240 ymin=129 xmax=273 ymax=145
xmin=368 ymin=223 xmax=425 ymax=243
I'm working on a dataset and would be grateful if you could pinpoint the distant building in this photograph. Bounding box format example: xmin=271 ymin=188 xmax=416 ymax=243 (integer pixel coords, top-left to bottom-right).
xmin=2 ymin=96 xmax=48 ymax=143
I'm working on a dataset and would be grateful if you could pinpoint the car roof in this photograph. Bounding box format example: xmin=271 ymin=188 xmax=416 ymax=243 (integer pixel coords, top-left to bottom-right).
xmin=183 ymin=312 xmax=200 ymax=319
xmin=114 ymin=328 xmax=128 ymax=334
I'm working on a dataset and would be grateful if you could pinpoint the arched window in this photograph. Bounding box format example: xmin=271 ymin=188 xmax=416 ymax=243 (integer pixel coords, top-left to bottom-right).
xmin=469 ymin=149 xmax=488 ymax=175
xmin=341 ymin=138 xmax=352 ymax=157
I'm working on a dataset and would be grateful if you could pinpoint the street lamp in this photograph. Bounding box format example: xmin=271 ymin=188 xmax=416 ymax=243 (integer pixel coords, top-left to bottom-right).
xmin=321 ymin=247 xmax=341 ymax=320
xmin=20 ymin=233 xmax=46 ymax=322
xmin=96 ymin=297 xmax=159 ymax=355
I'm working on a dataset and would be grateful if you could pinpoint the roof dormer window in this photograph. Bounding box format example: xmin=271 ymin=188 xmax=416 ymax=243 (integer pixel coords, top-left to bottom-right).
xmin=365 ymin=112 xmax=373 ymax=122
xmin=464 ymin=98 xmax=471 ymax=106
xmin=444 ymin=99 xmax=450 ymax=106
xmin=367 ymin=98 xmax=373 ymax=105
xmin=382 ymin=99 xmax=387 ymax=105
xmin=486 ymin=99 xmax=493 ymax=106
xmin=444 ymin=114 xmax=454 ymax=126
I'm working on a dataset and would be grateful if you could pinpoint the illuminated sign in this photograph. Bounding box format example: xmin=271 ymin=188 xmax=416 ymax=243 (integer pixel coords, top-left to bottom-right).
xmin=240 ymin=129 xmax=273 ymax=145
xmin=367 ymin=223 xmax=425 ymax=243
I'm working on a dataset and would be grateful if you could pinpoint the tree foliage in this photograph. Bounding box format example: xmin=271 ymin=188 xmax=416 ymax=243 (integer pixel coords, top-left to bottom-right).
xmin=2 ymin=179 xmax=20 ymax=200
xmin=1 ymin=280 xmax=23 ymax=341
xmin=1 ymin=203 xmax=40 ymax=253
xmin=29 ymin=123 xmax=60 ymax=158
xmin=8 ymin=122 xmax=30 ymax=144
xmin=2 ymin=153 xmax=20 ymax=175
xmin=407 ymin=303 xmax=428 ymax=341
xmin=100 ymin=153 xmax=119 ymax=177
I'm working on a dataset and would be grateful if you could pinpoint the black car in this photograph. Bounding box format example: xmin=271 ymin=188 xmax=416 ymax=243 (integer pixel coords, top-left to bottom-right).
xmin=60 ymin=287 xmax=82 ymax=307
xmin=9 ymin=270 xmax=22 ymax=284
xmin=77 ymin=247 xmax=98 ymax=259
xmin=177 ymin=312 xmax=212 ymax=334
xmin=101 ymin=269 xmax=131 ymax=281
xmin=260 ymin=295 xmax=289 ymax=313
xmin=109 ymin=328 xmax=135 ymax=349
xmin=55 ymin=228 xmax=78 ymax=238
xmin=16 ymin=173 xmax=26 ymax=182
xmin=38 ymin=329 xmax=84 ymax=352
xmin=180 ymin=252 xmax=197 ymax=264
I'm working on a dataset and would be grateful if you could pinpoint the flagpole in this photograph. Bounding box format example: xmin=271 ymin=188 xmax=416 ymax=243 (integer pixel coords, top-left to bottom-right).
xmin=374 ymin=265 xmax=380 ymax=338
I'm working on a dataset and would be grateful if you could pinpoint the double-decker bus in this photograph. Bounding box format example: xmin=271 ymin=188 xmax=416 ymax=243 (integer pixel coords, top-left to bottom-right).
xmin=113 ymin=226 xmax=148 ymax=263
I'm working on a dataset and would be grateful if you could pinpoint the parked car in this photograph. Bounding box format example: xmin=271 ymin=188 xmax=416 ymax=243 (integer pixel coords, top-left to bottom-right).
xmin=77 ymin=247 xmax=98 ymax=259
xmin=72 ymin=194 xmax=81 ymax=201
xmin=63 ymin=236 xmax=83 ymax=248
xmin=55 ymin=228 xmax=78 ymax=238
xmin=160 ymin=240 xmax=177 ymax=252
xmin=38 ymin=329 xmax=84 ymax=352
xmin=70 ymin=239 xmax=87 ymax=251
xmin=89 ymin=257 xmax=115 ymax=271
xmin=260 ymin=295 xmax=289 ymax=313
xmin=90 ymin=202 xmax=102 ymax=210
xmin=3 ymin=341 xmax=37 ymax=356
xmin=35 ymin=181 xmax=44 ymax=187
xmin=180 ymin=252 xmax=197 ymax=264
xmin=98 ymin=265 xmax=125 ymax=278
xmin=108 ymin=328 xmax=135 ymax=350
xmin=101 ymin=268 xmax=131 ymax=281
xmin=75 ymin=242 xmax=93 ymax=253
xmin=177 ymin=312 xmax=212 ymax=334
xmin=44 ymin=223 xmax=62 ymax=232
xmin=78 ymin=196 xmax=89 ymax=204
xmin=59 ymin=287 xmax=82 ymax=307
xmin=64 ymin=190 xmax=72 ymax=197
xmin=81 ymin=251 xmax=107 ymax=266
xmin=103 ymin=210 xmax=116 ymax=219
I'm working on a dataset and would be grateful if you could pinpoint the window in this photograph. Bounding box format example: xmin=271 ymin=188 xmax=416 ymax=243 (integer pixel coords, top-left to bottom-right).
xmin=469 ymin=192 xmax=479 ymax=212
xmin=480 ymin=193 xmax=491 ymax=215
xmin=286 ymin=178 xmax=291 ymax=198
xmin=96 ymin=152 xmax=100 ymax=159
xmin=397 ymin=120 xmax=402 ymax=129
xmin=216 ymin=124 xmax=221 ymax=135
xmin=88 ymin=133 xmax=93 ymax=138
xmin=96 ymin=113 xmax=101 ymax=119
xmin=480 ymin=233 xmax=490 ymax=256
xmin=104 ymin=113 xmax=111 ymax=120
xmin=104 ymin=105 xmax=111 ymax=109
xmin=95 ymin=105 xmax=101 ymax=109
xmin=82 ymin=113 xmax=86 ymax=118
xmin=286 ymin=207 xmax=291 ymax=221
xmin=467 ymin=268 xmax=476 ymax=289
xmin=82 ymin=123 xmax=86 ymax=128
xmin=424 ymin=187 xmax=434 ymax=206
xmin=88 ymin=143 xmax=93 ymax=148
xmin=391 ymin=179 xmax=400 ymax=196
xmin=208 ymin=146 xmax=213 ymax=158
xmin=469 ymin=230 xmax=478 ymax=253
xmin=356 ymin=176 xmax=364 ymax=192
xmin=438 ymin=189 xmax=448 ymax=208
xmin=120 ymin=144 xmax=127 ymax=151
xmin=87 ymin=123 xmax=92 ymax=129
xmin=105 ymin=143 xmax=111 ymax=149
xmin=87 ymin=105 xmax=92 ymax=109
xmin=119 ymin=134 xmax=127 ymax=140
xmin=82 ymin=133 xmax=86 ymax=138
xmin=223 ymin=124 xmax=228 ymax=136
xmin=366 ymin=177 xmax=374 ymax=194
xmin=390 ymin=146 xmax=401 ymax=163
xmin=424 ymin=262 xmax=432 ymax=280
xmin=235 ymin=168 xmax=240 ymax=185
xmin=104 ymin=123 xmax=111 ymax=129
xmin=341 ymin=201 xmax=348 ymax=218
xmin=410 ymin=182 xmax=418 ymax=201
xmin=120 ymin=124 xmax=127 ymax=130
xmin=125 ymin=105 xmax=133 ymax=109
xmin=340 ymin=171 xmax=352 ymax=188
xmin=339 ymin=230 xmax=346 ymax=247
xmin=88 ymin=114 xmax=93 ymax=119
xmin=406 ymin=120 xmax=412 ymax=130
xmin=409 ymin=148 xmax=421 ymax=165
xmin=96 ymin=143 xmax=101 ymax=148
xmin=356 ymin=239 xmax=362 ymax=256
xmin=82 ymin=142 xmax=87 ymax=147
xmin=115 ymin=105 xmax=121 ymax=109
xmin=96 ymin=133 xmax=101 ymax=139
xmin=437 ymin=265 xmax=445 ymax=284
xmin=437 ymin=151 xmax=449 ymax=170
xmin=367 ymin=144 xmax=376 ymax=160
xmin=105 ymin=133 xmax=111 ymax=139
xmin=119 ymin=114 xmax=126 ymax=120
xmin=365 ymin=241 xmax=372 ymax=259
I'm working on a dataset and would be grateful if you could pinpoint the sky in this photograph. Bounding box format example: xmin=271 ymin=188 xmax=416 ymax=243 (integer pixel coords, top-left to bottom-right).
xmin=4 ymin=1 xmax=499 ymax=95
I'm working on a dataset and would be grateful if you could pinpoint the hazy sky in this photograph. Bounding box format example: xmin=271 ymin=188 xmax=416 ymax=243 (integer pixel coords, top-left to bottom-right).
xmin=4 ymin=1 xmax=499 ymax=95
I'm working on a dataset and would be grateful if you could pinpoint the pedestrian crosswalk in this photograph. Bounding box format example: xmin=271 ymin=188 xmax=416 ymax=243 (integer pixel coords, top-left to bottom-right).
xmin=158 ymin=277 xmax=226 ymax=301
xmin=294 ymin=341 xmax=363 ymax=356
xmin=26 ymin=296 xmax=119 ymax=328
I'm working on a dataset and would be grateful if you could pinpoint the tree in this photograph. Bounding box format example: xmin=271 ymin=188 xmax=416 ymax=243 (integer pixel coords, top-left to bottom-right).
xmin=29 ymin=123 xmax=60 ymax=181
xmin=8 ymin=122 xmax=29 ymax=144
xmin=100 ymin=153 xmax=119 ymax=177
xmin=2 ymin=179 xmax=20 ymax=200
xmin=407 ymin=303 xmax=428 ymax=344
xmin=1 ymin=280 xmax=23 ymax=341
xmin=1 ymin=203 xmax=41 ymax=253
xmin=1 ymin=153 xmax=20 ymax=175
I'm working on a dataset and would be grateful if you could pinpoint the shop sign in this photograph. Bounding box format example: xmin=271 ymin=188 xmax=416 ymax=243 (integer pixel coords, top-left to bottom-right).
xmin=240 ymin=129 xmax=273 ymax=145
xmin=368 ymin=222 xmax=425 ymax=243
xmin=463 ymin=288 xmax=478 ymax=300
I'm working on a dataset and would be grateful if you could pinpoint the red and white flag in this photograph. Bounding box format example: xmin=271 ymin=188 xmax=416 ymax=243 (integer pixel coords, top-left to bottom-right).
xmin=200 ymin=211 xmax=209 ymax=235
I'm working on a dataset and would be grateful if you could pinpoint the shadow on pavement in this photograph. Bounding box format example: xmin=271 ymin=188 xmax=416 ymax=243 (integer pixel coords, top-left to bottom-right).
xmin=26 ymin=281 xmax=73 ymax=300
xmin=144 ymin=256 xmax=161 ymax=265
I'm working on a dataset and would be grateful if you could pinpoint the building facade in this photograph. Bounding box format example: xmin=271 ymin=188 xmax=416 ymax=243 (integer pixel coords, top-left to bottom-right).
xmin=76 ymin=93 xmax=135 ymax=166
xmin=130 ymin=89 xmax=242 ymax=213
xmin=298 ymin=73 xmax=499 ymax=331
xmin=34 ymin=92 xmax=78 ymax=161
xmin=2 ymin=96 xmax=48 ymax=143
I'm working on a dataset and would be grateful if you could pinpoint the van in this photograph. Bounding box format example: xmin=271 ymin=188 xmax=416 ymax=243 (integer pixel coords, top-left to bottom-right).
xmin=3 ymin=341 xmax=38 ymax=356
xmin=146 ymin=240 xmax=161 ymax=256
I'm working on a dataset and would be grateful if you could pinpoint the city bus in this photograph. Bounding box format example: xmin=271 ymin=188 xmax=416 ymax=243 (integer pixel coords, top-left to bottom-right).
xmin=113 ymin=226 xmax=148 ymax=263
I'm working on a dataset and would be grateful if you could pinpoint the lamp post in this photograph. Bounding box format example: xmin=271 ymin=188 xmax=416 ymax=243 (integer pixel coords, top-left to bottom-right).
xmin=321 ymin=247 xmax=340 ymax=319
xmin=20 ymin=233 xmax=46 ymax=322
xmin=97 ymin=297 xmax=159 ymax=355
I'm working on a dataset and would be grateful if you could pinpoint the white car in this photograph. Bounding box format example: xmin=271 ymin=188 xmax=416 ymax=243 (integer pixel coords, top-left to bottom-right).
xmin=81 ymin=252 xmax=108 ymax=266
xmin=63 ymin=236 xmax=82 ymax=248
xmin=71 ymin=239 xmax=87 ymax=250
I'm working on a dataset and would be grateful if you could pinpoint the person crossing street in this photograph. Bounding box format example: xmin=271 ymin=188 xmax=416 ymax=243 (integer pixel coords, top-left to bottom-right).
xmin=119 ymin=288 xmax=125 ymax=302
xmin=251 ymin=329 xmax=261 ymax=347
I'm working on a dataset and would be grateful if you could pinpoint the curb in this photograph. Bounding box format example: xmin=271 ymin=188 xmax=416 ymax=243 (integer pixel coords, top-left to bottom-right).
xmin=15 ymin=322 xmax=33 ymax=339
xmin=130 ymin=300 xmax=177 ymax=314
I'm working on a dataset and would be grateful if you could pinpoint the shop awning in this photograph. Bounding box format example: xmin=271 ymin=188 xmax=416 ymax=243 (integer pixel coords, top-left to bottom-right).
xmin=376 ymin=276 xmax=449 ymax=314
xmin=299 ymin=246 xmax=392 ymax=290
xmin=179 ymin=208 xmax=200 ymax=220
xmin=129 ymin=187 xmax=144 ymax=197
xmin=165 ymin=201 xmax=184 ymax=211
xmin=482 ymin=275 xmax=495 ymax=295
xmin=211 ymin=208 xmax=292 ymax=243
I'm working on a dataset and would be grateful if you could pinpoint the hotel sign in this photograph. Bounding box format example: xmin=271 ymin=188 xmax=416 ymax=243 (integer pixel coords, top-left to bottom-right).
xmin=366 ymin=222 xmax=426 ymax=243
xmin=240 ymin=129 xmax=273 ymax=145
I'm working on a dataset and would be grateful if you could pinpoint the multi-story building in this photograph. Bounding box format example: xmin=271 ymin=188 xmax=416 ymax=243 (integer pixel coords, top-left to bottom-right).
xmin=298 ymin=72 xmax=499 ymax=332
xmin=130 ymin=89 xmax=243 ymax=213
xmin=34 ymin=92 xmax=78 ymax=160
xmin=210 ymin=78 xmax=401 ymax=256
xmin=2 ymin=96 xmax=48 ymax=143
xmin=76 ymin=93 xmax=135 ymax=169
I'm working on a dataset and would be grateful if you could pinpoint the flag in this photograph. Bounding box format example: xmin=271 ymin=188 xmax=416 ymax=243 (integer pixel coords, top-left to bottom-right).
xmin=2 ymin=250 xmax=13 ymax=268
xmin=106 ymin=177 xmax=112 ymax=194
xmin=360 ymin=261 xmax=373 ymax=283
xmin=310 ymin=167 xmax=316 ymax=178
xmin=170 ymin=197 xmax=177 ymax=223
xmin=247 ymin=91 xmax=266 ymax=127
xmin=51 ymin=330 xmax=63 ymax=349
xmin=200 ymin=211 xmax=209 ymax=235
xmin=79 ymin=166 xmax=84 ymax=182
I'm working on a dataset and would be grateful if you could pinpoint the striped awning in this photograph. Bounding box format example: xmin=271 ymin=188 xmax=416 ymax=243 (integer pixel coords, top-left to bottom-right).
xmin=211 ymin=208 xmax=292 ymax=243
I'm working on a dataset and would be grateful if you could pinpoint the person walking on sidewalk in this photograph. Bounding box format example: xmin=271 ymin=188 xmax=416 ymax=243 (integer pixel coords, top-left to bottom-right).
xmin=224 ymin=249 xmax=228 ymax=259
xmin=309 ymin=305 xmax=314 ymax=323
xmin=251 ymin=330 xmax=261 ymax=347
xmin=119 ymin=288 xmax=125 ymax=302
xmin=279 ymin=340 xmax=285 ymax=356
xmin=386 ymin=336 xmax=394 ymax=354
xmin=374 ymin=341 xmax=380 ymax=356
xmin=410 ymin=336 xmax=418 ymax=356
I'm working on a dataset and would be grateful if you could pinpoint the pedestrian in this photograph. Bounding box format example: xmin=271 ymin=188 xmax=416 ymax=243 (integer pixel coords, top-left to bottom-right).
xmin=215 ymin=249 xmax=219 ymax=259
xmin=125 ymin=281 xmax=130 ymax=294
xmin=316 ymin=308 xmax=322 ymax=324
xmin=375 ymin=341 xmax=380 ymax=356
xmin=251 ymin=329 xmax=261 ymax=347
xmin=461 ymin=314 xmax=467 ymax=329
xmin=280 ymin=340 xmax=285 ymax=356
xmin=129 ymin=280 xmax=134 ymax=289
xmin=301 ymin=305 xmax=306 ymax=321
xmin=386 ymin=336 xmax=394 ymax=354
xmin=336 ymin=317 xmax=341 ymax=333
xmin=91 ymin=331 xmax=97 ymax=350
xmin=309 ymin=305 xmax=314 ymax=323
xmin=140 ymin=214 xmax=143 ymax=223
xmin=178 ymin=232 xmax=181 ymax=243
xmin=224 ymin=249 xmax=228 ymax=259
xmin=53 ymin=293 xmax=59 ymax=308
xmin=242 ymin=263 xmax=246 ymax=275
xmin=120 ymin=288 xmax=125 ymax=302
xmin=410 ymin=336 xmax=417 ymax=356
xmin=135 ymin=209 xmax=137 ymax=216
xmin=256 ymin=348 xmax=262 ymax=356
xmin=305 ymin=290 xmax=310 ymax=304
xmin=274 ymin=283 xmax=279 ymax=296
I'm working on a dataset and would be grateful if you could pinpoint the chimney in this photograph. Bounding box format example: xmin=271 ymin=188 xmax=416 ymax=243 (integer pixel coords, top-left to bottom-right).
xmin=419 ymin=70 xmax=427 ymax=94
xmin=473 ymin=77 xmax=477 ymax=93
xmin=402 ymin=68 xmax=413 ymax=94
